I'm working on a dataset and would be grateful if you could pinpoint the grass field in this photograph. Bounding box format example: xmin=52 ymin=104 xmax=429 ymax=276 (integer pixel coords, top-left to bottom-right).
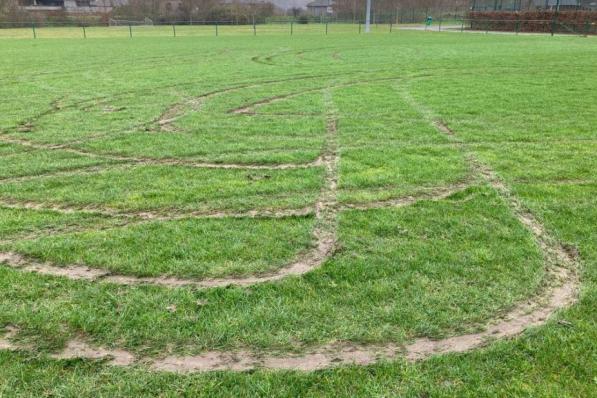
xmin=0 ymin=30 xmax=596 ymax=396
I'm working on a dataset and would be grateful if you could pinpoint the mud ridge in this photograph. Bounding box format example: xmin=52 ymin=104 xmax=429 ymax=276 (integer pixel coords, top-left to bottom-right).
xmin=250 ymin=49 xmax=311 ymax=66
xmin=11 ymin=97 xmax=63 ymax=134
xmin=156 ymin=98 xmax=202 ymax=132
xmin=1 ymin=201 xmax=310 ymax=246
xmin=0 ymin=219 xmax=137 ymax=247
xmin=50 ymin=339 xmax=136 ymax=366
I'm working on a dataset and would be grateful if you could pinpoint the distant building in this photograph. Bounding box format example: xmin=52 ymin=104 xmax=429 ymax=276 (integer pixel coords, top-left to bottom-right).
xmin=272 ymin=0 xmax=312 ymax=11
xmin=18 ymin=0 xmax=123 ymax=14
xmin=225 ymin=0 xmax=312 ymax=12
xmin=306 ymin=0 xmax=334 ymax=17
xmin=17 ymin=0 xmax=328 ymax=17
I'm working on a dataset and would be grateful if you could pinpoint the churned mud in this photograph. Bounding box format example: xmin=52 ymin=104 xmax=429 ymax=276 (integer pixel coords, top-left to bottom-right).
xmin=51 ymin=339 xmax=135 ymax=366
xmin=0 ymin=325 xmax=19 ymax=351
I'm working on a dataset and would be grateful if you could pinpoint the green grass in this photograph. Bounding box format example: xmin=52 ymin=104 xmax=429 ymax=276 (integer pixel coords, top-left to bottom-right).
xmin=0 ymin=165 xmax=323 ymax=213
xmin=0 ymin=208 xmax=120 ymax=242
xmin=0 ymin=146 xmax=112 ymax=180
xmin=338 ymin=145 xmax=469 ymax=203
xmin=11 ymin=216 xmax=316 ymax=279
xmin=0 ymin=31 xmax=596 ymax=396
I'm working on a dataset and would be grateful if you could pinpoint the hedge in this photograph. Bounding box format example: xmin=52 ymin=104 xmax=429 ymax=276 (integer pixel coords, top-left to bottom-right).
xmin=468 ymin=10 xmax=596 ymax=35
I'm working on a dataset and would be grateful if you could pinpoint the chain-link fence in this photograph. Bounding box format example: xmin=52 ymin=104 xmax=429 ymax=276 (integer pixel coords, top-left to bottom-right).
xmin=0 ymin=11 xmax=594 ymax=39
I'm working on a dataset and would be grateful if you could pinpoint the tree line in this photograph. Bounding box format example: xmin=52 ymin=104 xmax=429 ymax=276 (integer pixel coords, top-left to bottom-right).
xmin=2 ymin=1 xmax=555 ymax=24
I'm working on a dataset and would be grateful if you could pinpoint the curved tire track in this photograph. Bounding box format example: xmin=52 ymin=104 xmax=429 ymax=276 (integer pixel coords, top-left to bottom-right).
xmin=0 ymin=83 xmax=581 ymax=374
xmin=0 ymin=88 xmax=340 ymax=289
xmin=0 ymin=134 xmax=321 ymax=171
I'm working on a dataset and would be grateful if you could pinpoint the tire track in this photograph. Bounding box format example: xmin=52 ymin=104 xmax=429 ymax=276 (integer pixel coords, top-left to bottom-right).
xmin=2 ymin=74 xmax=338 ymax=134
xmin=340 ymin=182 xmax=472 ymax=211
xmin=116 ymin=116 xmax=573 ymax=371
xmin=0 ymin=87 xmax=340 ymax=288
xmin=0 ymin=134 xmax=322 ymax=171
xmin=230 ymin=77 xmax=402 ymax=115
xmin=0 ymin=210 xmax=579 ymax=372
xmin=0 ymin=160 xmax=579 ymax=372
xmin=0 ymin=82 xmax=581 ymax=374
xmin=0 ymin=182 xmax=473 ymax=249
xmin=0 ymin=163 xmax=123 ymax=185
xmin=0 ymin=198 xmax=315 ymax=223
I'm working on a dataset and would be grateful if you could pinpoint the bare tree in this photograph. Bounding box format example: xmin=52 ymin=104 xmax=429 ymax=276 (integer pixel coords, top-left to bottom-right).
xmin=334 ymin=0 xmax=469 ymax=22
xmin=0 ymin=0 xmax=28 ymax=22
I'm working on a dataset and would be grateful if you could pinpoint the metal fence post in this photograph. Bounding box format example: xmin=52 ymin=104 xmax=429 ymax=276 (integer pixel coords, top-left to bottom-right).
xmin=172 ymin=24 xmax=176 ymax=37
xmin=290 ymin=21 xmax=293 ymax=35
xmin=216 ymin=22 xmax=219 ymax=36
xmin=129 ymin=24 xmax=132 ymax=38
xmin=82 ymin=25 xmax=86 ymax=39
xmin=32 ymin=23 xmax=36 ymax=39
xmin=325 ymin=21 xmax=328 ymax=35
xmin=390 ymin=22 xmax=393 ymax=33
xmin=551 ymin=1 xmax=560 ymax=37
xmin=358 ymin=22 xmax=361 ymax=34
xmin=253 ymin=17 xmax=256 ymax=36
